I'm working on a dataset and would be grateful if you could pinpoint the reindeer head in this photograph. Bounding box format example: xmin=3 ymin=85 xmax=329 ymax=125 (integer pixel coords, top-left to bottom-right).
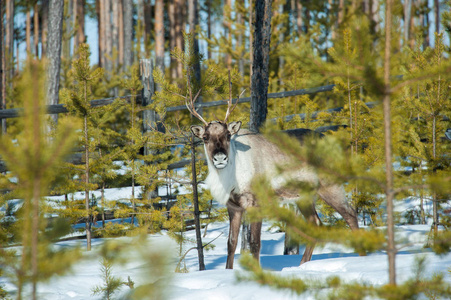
xmin=191 ymin=121 xmax=241 ymax=169
xmin=186 ymin=74 xmax=245 ymax=169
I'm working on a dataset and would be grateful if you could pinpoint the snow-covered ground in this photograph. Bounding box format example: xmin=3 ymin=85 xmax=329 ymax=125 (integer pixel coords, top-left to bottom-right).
xmin=1 ymin=220 xmax=450 ymax=300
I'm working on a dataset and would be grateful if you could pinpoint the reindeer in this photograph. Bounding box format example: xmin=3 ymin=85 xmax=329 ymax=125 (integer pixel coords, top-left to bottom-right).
xmin=187 ymin=91 xmax=359 ymax=269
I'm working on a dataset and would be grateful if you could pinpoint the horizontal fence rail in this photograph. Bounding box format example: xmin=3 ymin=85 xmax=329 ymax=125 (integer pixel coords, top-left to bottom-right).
xmin=0 ymin=84 xmax=337 ymax=119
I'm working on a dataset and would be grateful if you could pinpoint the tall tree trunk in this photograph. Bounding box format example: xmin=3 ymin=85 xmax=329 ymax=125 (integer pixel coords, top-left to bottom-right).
xmin=338 ymin=0 xmax=345 ymax=27
xmin=74 ymin=0 xmax=85 ymax=52
xmin=249 ymin=0 xmax=272 ymax=133
xmin=207 ymin=0 xmax=212 ymax=60
xmin=46 ymin=0 xmax=64 ymax=123
xmin=155 ymin=0 xmax=165 ymax=74
xmin=434 ymin=0 xmax=439 ymax=33
xmin=1 ymin=0 xmax=4 ymax=135
xmin=175 ymin=0 xmax=184 ymax=77
xmin=383 ymin=0 xmax=396 ymax=286
xmin=26 ymin=8 xmax=32 ymax=54
xmin=404 ymin=0 xmax=411 ymax=46
xmin=295 ymin=0 xmax=303 ymax=35
xmin=237 ymin=11 xmax=244 ymax=76
xmin=34 ymin=3 xmax=39 ymax=57
xmin=224 ymin=0 xmax=232 ymax=68
xmin=188 ymin=0 xmax=200 ymax=83
xmin=143 ymin=0 xmax=152 ymax=56
xmin=118 ymin=0 xmax=124 ymax=65
xmin=104 ymin=0 xmax=112 ymax=73
xmin=97 ymin=0 xmax=102 ymax=67
xmin=112 ymin=0 xmax=119 ymax=67
xmin=123 ymin=0 xmax=133 ymax=68
xmin=169 ymin=0 xmax=176 ymax=77
xmin=249 ymin=0 xmax=253 ymax=84
xmin=42 ymin=0 xmax=48 ymax=56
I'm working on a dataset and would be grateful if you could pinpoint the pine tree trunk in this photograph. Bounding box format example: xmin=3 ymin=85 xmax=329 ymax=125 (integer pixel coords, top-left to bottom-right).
xmin=118 ymin=1 xmax=124 ymax=65
xmin=206 ymin=0 xmax=212 ymax=60
xmin=46 ymin=0 xmax=64 ymax=123
xmin=249 ymin=0 xmax=253 ymax=83
xmin=26 ymin=8 xmax=32 ymax=54
xmin=155 ymin=0 xmax=165 ymax=74
xmin=191 ymin=134 xmax=206 ymax=271
xmin=189 ymin=0 xmax=201 ymax=83
xmin=104 ymin=0 xmax=112 ymax=73
xmin=42 ymin=0 xmax=48 ymax=56
xmin=175 ymin=0 xmax=184 ymax=77
xmin=383 ymin=0 xmax=396 ymax=286
xmin=34 ymin=3 xmax=39 ymax=57
xmin=143 ymin=0 xmax=152 ymax=56
xmin=224 ymin=0 xmax=232 ymax=69
xmin=434 ymin=0 xmax=439 ymax=33
xmin=74 ymin=0 xmax=85 ymax=52
xmin=98 ymin=0 xmax=103 ymax=67
xmin=123 ymin=0 xmax=133 ymax=68
xmin=295 ymin=0 xmax=303 ymax=35
xmin=1 ymin=0 xmax=5 ymax=135
xmin=112 ymin=0 xmax=119 ymax=66
xmin=249 ymin=0 xmax=272 ymax=133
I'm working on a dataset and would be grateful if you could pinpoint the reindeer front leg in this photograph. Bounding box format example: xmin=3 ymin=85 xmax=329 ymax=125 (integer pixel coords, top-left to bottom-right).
xmin=250 ymin=221 xmax=262 ymax=263
xmin=226 ymin=202 xmax=243 ymax=269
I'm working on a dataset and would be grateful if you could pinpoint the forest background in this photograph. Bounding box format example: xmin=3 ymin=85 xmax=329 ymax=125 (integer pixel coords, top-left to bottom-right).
xmin=1 ymin=0 xmax=451 ymax=299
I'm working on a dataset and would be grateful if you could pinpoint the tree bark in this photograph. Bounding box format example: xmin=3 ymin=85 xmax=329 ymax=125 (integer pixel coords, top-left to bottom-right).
xmin=104 ymin=0 xmax=112 ymax=72
xmin=383 ymin=0 xmax=396 ymax=286
xmin=42 ymin=0 xmax=49 ymax=56
xmin=118 ymin=0 xmax=124 ymax=65
xmin=1 ymin=0 xmax=4 ymax=135
xmin=33 ymin=3 xmax=39 ymax=57
xmin=434 ymin=0 xmax=439 ymax=33
xmin=188 ymin=0 xmax=201 ymax=84
xmin=26 ymin=7 xmax=32 ymax=54
xmin=249 ymin=0 xmax=272 ymax=133
xmin=74 ymin=0 xmax=85 ymax=52
xmin=175 ymin=0 xmax=184 ymax=77
xmin=155 ymin=0 xmax=165 ymax=75
xmin=112 ymin=0 xmax=119 ymax=66
xmin=224 ymin=0 xmax=232 ymax=69
xmin=123 ymin=0 xmax=133 ymax=68
xmin=46 ymin=0 xmax=64 ymax=123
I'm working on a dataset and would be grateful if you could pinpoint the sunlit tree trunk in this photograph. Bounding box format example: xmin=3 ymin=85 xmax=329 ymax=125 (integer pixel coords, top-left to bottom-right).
xmin=118 ymin=1 xmax=124 ymax=65
xmin=74 ymin=0 xmax=85 ymax=53
xmin=26 ymin=7 xmax=32 ymax=54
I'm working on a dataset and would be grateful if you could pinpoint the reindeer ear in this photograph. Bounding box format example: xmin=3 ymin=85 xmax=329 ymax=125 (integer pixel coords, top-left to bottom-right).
xmin=228 ymin=121 xmax=241 ymax=135
xmin=191 ymin=125 xmax=205 ymax=138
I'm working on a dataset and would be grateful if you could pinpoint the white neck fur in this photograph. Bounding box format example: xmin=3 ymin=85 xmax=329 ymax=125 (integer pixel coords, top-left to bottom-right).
xmin=204 ymin=141 xmax=237 ymax=205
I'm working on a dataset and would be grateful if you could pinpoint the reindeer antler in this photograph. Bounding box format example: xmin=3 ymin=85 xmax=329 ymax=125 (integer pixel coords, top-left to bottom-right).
xmin=185 ymin=87 xmax=209 ymax=126
xmin=224 ymin=70 xmax=246 ymax=123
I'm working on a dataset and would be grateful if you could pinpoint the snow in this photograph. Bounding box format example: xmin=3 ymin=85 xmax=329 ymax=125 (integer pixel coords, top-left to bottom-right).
xmin=1 ymin=221 xmax=450 ymax=300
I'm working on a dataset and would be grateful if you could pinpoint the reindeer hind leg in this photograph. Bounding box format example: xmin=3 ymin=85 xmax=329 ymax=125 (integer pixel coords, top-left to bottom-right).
xmin=298 ymin=201 xmax=321 ymax=265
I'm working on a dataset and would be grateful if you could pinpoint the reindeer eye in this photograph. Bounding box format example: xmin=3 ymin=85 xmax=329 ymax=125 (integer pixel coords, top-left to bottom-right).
xmin=202 ymin=135 xmax=209 ymax=142
xmin=227 ymin=133 xmax=231 ymax=140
